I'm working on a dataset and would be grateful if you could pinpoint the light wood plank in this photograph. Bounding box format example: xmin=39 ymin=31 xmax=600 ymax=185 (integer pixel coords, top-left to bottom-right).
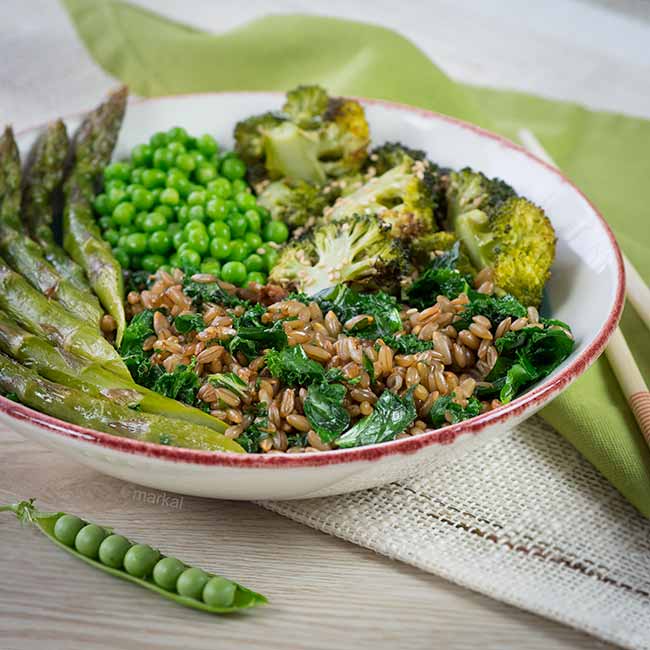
xmin=0 ymin=428 xmax=613 ymax=650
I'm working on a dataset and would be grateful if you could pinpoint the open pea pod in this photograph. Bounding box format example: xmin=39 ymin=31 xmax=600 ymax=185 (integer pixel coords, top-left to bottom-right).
xmin=0 ymin=500 xmax=267 ymax=614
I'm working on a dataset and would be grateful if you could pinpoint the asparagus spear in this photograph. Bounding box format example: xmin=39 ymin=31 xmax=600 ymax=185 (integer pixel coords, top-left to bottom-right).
xmin=0 ymin=352 xmax=244 ymax=453
xmin=22 ymin=120 xmax=90 ymax=291
xmin=0 ymin=310 xmax=228 ymax=433
xmin=0 ymin=127 xmax=21 ymax=230
xmin=0 ymin=256 xmax=129 ymax=380
xmin=0 ymin=129 xmax=104 ymax=327
xmin=64 ymin=87 xmax=128 ymax=345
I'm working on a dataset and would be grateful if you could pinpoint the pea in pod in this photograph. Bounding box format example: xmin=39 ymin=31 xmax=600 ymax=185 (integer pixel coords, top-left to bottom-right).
xmin=0 ymin=499 xmax=267 ymax=614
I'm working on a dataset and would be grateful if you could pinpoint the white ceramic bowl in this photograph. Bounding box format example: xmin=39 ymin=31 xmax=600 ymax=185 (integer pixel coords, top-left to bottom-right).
xmin=1 ymin=93 xmax=623 ymax=500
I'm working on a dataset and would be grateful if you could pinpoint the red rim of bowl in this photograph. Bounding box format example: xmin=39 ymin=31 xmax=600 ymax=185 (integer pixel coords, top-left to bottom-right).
xmin=2 ymin=92 xmax=625 ymax=469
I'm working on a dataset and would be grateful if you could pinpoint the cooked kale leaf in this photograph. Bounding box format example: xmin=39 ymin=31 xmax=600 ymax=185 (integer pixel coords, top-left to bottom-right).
xmin=426 ymin=394 xmax=482 ymax=428
xmin=173 ymin=313 xmax=206 ymax=334
xmin=265 ymin=345 xmax=325 ymax=386
xmin=303 ymin=381 xmax=350 ymax=442
xmin=119 ymin=309 xmax=163 ymax=387
xmin=337 ymin=389 xmax=416 ymax=448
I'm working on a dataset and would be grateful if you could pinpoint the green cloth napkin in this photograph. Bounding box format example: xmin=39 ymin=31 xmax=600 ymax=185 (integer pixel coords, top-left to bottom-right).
xmin=62 ymin=0 xmax=650 ymax=515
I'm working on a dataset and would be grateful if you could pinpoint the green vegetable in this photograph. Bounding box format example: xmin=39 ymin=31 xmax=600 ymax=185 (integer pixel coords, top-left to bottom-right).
xmin=484 ymin=326 xmax=574 ymax=403
xmin=326 ymin=154 xmax=437 ymax=239
xmin=445 ymin=168 xmax=555 ymax=307
xmin=0 ymin=310 xmax=227 ymax=432
xmin=53 ymin=514 xmax=85 ymax=547
xmin=208 ymin=373 xmax=249 ymax=400
xmin=269 ymin=216 xmax=403 ymax=295
xmin=228 ymin=304 xmax=287 ymax=360
xmin=151 ymin=362 xmax=201 ymax=405
xmin=20 ymin=121 xmax=91 ymax=291
xmin=380 ymin=334 xmax=434 ymax=355
xmin=316 ymin=285 xmax=402 ymax=339
xmin=0 ymin=500 xmax=267 ymax=614
xmin=303 ymin=381 xmax=349 ymax=442
xmin=265 ymin=345 xmax=325 ymax=386
xmin=64 ymin=87 xmax=128 ymax=344
xmin=182 ymin=277 xmax=247 ymax=308
xmin=425 ymin=394 xmax=482 ymax=428
xmin=0 ymin=352 xmax=243 ymax=452
xmin=337 ymin=389 xmax=416 ymax=448
xmin=173 ymin=313 xmax=205 ymax=334
xmin=0 ymin=129 xmax=104 ymax=327
xmin=256 ymin=178 xmax=328 ymax=228
xmin=0 ymin=257 xmax=129 ymax=379
xmin=234 ymin=85 xmax=370 ymax=185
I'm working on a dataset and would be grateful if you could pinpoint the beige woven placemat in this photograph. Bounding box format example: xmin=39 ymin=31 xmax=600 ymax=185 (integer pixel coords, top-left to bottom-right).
xmin=262 ymin=417 xmax=650 ymax=650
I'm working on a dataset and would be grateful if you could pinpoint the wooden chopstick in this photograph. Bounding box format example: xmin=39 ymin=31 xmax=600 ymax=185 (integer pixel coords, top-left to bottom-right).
xmin=518 ymin=128 xmax=650 ymax=445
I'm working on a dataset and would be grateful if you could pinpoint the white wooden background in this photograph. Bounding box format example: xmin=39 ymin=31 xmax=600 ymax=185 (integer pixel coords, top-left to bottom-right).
xmin=1 ymin=1 xmax=649 ymax=648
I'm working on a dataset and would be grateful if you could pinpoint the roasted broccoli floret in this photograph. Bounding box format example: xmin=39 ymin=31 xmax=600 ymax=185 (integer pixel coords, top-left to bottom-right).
xmin=410 ymin=231 xmax=477 ymax=277
xmin=256 ymin=179 xmax=329 ymax=229
xmin=269 ymin=216 xmax=403 ymax=295
xmin=324 ymin=155 xmax=438 ymax=239
xmin=234 ymin=85 xmax=370 ymax=185
xmin=446 ymin=168 xmax=555 ymax=306
xmin=366 ymin=141 xmax=428 ymax=176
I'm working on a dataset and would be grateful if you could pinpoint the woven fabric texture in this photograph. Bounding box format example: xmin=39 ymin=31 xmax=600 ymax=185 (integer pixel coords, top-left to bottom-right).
xmin=262 ymin=417 xmax=650 ymax=650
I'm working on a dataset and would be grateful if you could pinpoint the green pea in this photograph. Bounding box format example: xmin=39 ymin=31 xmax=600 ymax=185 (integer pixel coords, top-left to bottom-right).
xmin=125 ymin=232 xmax=148 ymax=255
xmin=149 ymin=131 xmax=169 ymax=149
xmin=113 ymin=248 xmax=130 ymax=268
xmin=256 ymin=205 xmax=271 ymax=222
xmin=123 ymin=544 xmax=160 ymax=578
xmin=244 ymin=209 xmax=262 ymax=233
xmin=154 ymin=204 xmax=174 ymax=221
xmin=169 ymin=253 xmax=180 ymax=268
xmin=175 ymin=153 xmax=196 ymax=174
xmin=246 ymin=272 xmax=267 ymax=286
xmin=98 ymin=534 xmax=132 ymax=569
xmin=208 ymin=221 xmax=230 ymax=241
xmin=130 ymin=167 xmax=146 ymax=184
xmin=104 ymin=228 xmax=120 ymax=247
xmin=244 ymin=232 xmax=263 ymax=251
xmin=74 ymin=524 xmax=106 ymax=559
xmin=263 ymin=220 xmax=289 ymax=244
xmin=188 ymin=205 xmax=206 ymax=223
xmin=195 ymin=164 xmax=217 ymax=185
xmin=221 ymin=261 xmax=247 ymax=286
xmin=167 ymin=126 xmax=189 ymax=143
xmin=148 ymin=231 xmax=172 ymax=255
xmin=200 ymin=259 xmax=221 ymax=276
xmin=172 ymin=230 xmax=186 ymax=250
xmin=262 ymin=247 xmax=279 ymax=271
xmin=244 ymin=254 xmax=264 ymax=273
xmin=131 ymin=187 xmax=155 ymax=211
xmin=178 ymin=248 xmax=201 ymax=268
xmin=209 ymin=238 xmax=231 ymax=260
xmin=142 ymin=254 xmax=166 ymax=273
xmin=235 ymin=191 xmax=256 ymax=212
xmin=177 ymin=205 xmax=190 ymax=226
xmin=221 ymin=157 xmax=246 ymax=180
xmin=159 ymin=188 xmax=180 ymax=206
xmin=142 ymin=168 xmax=166 ymax=189
xmin=202 ymin=576 xmax=236 ymax=608
xmin=143 ymin=212 xmax=167 ymax=233
xmin=206 ymin=177 xmax=232 ymax=198
xmin=119 ymin=224 xmax=136 ymax=237
xmin=112 ymin=202 xmax=136 ymax=227
xmin=167 ymin=222 xmax=182 ymax=237
xmin=131 ymin=143 xmax=153 ymax=167
xmin=98 ymin=215 xmax=113 ymax=231
xmin=186 ymin=228 xmax=209 ymax=254
xmin=187 ymin=190 xmax=206 ymax=207
xmin=228 ymin=240 xmax=249 ymax=262
xmin=105 ymin=179 xmax=126 ymax=193
xmin=197 ymin=134 xmax=219 ymax=157
xmin=177 ymin=567 xmax=210 ymax=599
xmin=53 ymin=514 xmax=85 ymax=547
xmin=153 ymin=147 xmax=175 ymax=171
xmin=190 ymin=150 xmax=206 ymax=166
xmin=134 ymin=211 xmax=148 ymax=231
xmin=104 ymin=161 xmax=131 ymax=183
xmin=229 ymin=214 xmax=248 ymax=239
xmin=167 ymin=140 xmax=186 ymax=156
xmin=107 ymin=187 xmax=127 ymax=210
xmin=152 ymin=557 xmax=186 ymax=591
xmin=93 ymin=193 xmax=111 ymax=215
xmin=206 ymin=197 xmax=227 ymax=221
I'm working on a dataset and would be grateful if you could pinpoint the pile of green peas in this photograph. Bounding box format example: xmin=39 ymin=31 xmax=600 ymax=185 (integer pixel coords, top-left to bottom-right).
xmin=53 ymin=513 xmax=237 ymax=608
xmin=93 ymin=126 xmax=289 ymax=287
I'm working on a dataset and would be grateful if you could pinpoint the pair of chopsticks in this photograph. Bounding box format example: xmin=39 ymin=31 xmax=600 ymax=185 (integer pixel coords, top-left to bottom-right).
xmin=518 ymin=129 xmax=650 ymax=445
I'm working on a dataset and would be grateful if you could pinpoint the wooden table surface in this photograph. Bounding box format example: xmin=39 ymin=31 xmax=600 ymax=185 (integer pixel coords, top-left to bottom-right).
xmin=0 ymin=427 xmax=614 ymax=650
